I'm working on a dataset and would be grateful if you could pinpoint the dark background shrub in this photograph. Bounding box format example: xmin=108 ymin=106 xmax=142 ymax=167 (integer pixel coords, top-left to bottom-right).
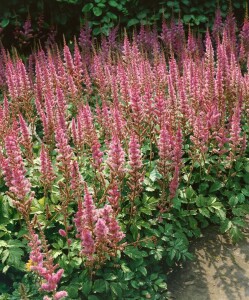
xmin=0 ymin=0 xmax=246 ymax=51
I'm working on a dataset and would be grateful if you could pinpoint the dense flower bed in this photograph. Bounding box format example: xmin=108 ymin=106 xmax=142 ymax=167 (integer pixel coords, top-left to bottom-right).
xmin=0 ymin=10 xmax=249 ymax=300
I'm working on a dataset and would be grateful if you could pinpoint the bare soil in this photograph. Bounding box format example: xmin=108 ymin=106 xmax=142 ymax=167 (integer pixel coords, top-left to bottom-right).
xmin=167 ymin=221 xmax=249 ymax=300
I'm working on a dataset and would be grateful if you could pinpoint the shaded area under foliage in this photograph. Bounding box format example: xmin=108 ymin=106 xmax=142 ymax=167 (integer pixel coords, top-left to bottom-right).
xmin=167 ymin=217 xmax=249 ymax=300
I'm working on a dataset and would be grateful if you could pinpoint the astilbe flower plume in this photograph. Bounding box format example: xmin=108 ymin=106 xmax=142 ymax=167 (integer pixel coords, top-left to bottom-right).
xmin=1 ymin=131 xmax=34 ymax=217
xmin=74 ymin=183 xmax=125 ymax=265
xmin=127 ymin=133 xmax=144 ymax=202
xmin=0 ymin=94 xmax=10 ymax=139
xmin=91 ymin=136 xmax=104 ymax=171
xmin=19 ymin=114 xmax=33 ymax=163
xmin=213 ymin=8 xmax=223 ymax=43
xmin=240 ymin=15 xmax=249 ymax=57
xmin=83 ymin=184 xmax=97 ymax=229
xmin=107 ymin=134 xmax=126 ymax=179
xmin=27 ymin=228 xmax=67 ymax=299
xmin=107 ymin=182 xmax=120 ymax=211
xmin=70 ymin=160 xmax=83 ymax=198
xmin=40 ymin=144 xmax=56 ymax=191
xmin=229 ymin=98 xmax=243 ymax=156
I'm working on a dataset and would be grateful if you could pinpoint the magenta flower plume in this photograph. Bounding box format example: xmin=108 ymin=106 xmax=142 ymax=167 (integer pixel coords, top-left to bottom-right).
xmin=70 ymin=160 xmax=83 ymax=195
xmin=128 ymin=83 xmax=144 ymax=124
xmin=158 ymin=123 xmax=174 ymax=162
xmin=74 ymin=198 xmax=84 ymax=237
xmin=107 ymin=182 xmax=120 ymax=209
xmin=58 ymin=229 xmax=67 ymax=237
xmin=111 ymin=105 xmax=126 ymax=138
xmin=81 ymin=229 xmax=95 ymax=257
xmin=240 ymin=17 xmax=249 ymax=54
xmin=54 ymin=291 xmax=68 ymax=300
xmin=63 ymin=44 xmax=74 ymax=75
xmin=173 ymin=127 xmax=183 ymax=167
xmin=19 ymin=114 xmax=33 ymax=162
xmin=83 ymin=183 xmax=97 ymax=229
xmin=4 ymin=132 xmax=32 ymax=201
xmin=28 ymin=230 xmax=44 ymax=267
xmin=55 ymin=123 xmax=73 ymax=180
xmin=128 ymin=133 xmax=143 ymax=170
xmin=40 ymin=144 xmax=56 ymax=189
xmin=108 ymin=217 xmax=125 ymax=245
xmin=95 ymin=218 xmax=109 ymax=241
xmin=213 ymin=8 xmax=223 ymax=43
xmin=28 ymin=229 xmax=66 ymax=296
xmin=80 ymin=104 xmax=95 ymax=145
xmin=91 ymin=137 xmax=103 ymax=170
xmin=107 ymin=134 xmax=125 ymax=178
xmin=229 ymin=100 xmax=243 ymax=153
xmin=73 ymin=39 xmax=83 ymax=82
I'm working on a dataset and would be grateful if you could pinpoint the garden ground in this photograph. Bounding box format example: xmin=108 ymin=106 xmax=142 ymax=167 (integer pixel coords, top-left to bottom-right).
xmin=167 ymin=217 xmax=249 ymax=300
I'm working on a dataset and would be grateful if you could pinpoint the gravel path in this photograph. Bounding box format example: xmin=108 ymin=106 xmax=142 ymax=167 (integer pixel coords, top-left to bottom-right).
xmin=167 ymin=221 xmax=249 ymax=300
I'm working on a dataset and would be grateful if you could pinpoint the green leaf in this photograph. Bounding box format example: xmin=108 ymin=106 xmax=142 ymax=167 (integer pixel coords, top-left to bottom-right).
xmin=8 ymin=239 xmax=25 ymax=248
xmin=8 ymin=246 xmax=24 ymax=269
xmin=232 ymin=218 xmax=246 ymax=228
xmin=82 ymin=3 xmax=94 ymax=12
xmin=167 ymin=1 xmax=176 ymax=7
xmin=149 ymin=168 xmax=162 ymax=182
xmin=0 ymin=241 xmax=7 ymax=247
xmin=189 ymin=216 xmax=197 ymax=229
xmin=157 ymin=281 xmax=167 ymax=289
xmin=104 ymin=273 xmax=117 ymax=281
xmin=209 ymin=182 xmax=222 ymax=193
xmin=88 ymin=296 xmax=100 ymax=300
xmin=93 ymin=279 xmax=106 ymax=293
xmin=130 ymin=224 xmax=139 ymax=240
xmin=199 ymin=208 xmax=210 ymax=218
xmin=2 ymin=249 xmax=9 ymax=263
xmin=127 ymin=19 xmax=139 ymax=27
xmin=1 ymin=19 xmax=9 ymax=28
xmin=243 ymin=174 xmax=249 ymax=184
xmin=242 ymin=187 xmax=249 ymax=196
xmin=229 ymin=225 xmax=244 ymax=243
xmin=124 ymin=247 xmax=147 ymax=259
xmin=110 ymin=282 xmax=122 ymax=297
xmin=172 ymin=197 xmax=181 ymax=210
xmin=67 ymin=285 xmax=79 ymax=298
xmin=220 ymin=219 xmax=232 ymax=233
xmin=229 ymin=196 xmax=239 ymax=207
xmin=106 ymin=12 xmax=118 ymax=20
xmin=82 ymin=280 xmax=92 ymax=296
xmin=93 ymin=7 xmax=102 ymax=16
xmin=138 ymin=266 xmax=147 ymax=276
xmin=137 ymin=11 xmax=147 ymax=20
xmin=93 ymin=27 xmax=101 ymax=35
xmin=210 ymin=201 xmax=223 ymax=209
xmin=2 ymin=265 xmax=9 ymax=273
xmin=109 ymin=0 xmax=118 ymax=7
xmin=185 ymin=186 xmax=195 ymax=199
xmin=183 ymin=14 xmax=193 ymax=23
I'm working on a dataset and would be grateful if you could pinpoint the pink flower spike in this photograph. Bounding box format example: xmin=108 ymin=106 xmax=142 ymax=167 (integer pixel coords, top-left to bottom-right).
xmin=107 ymin=134 xmax=125 ymax=177
xmin=95 ymin=218 xmax=109 ymax=240
xmin=83 ymin=183 xmax=97 ymax=228
xmin=58 ymin=229 xmax=67 ymax=237
xmin=128 ymin=134 xmax=142 ymax=170
xmin=54 ymin=291 xmax=68 ymax=300
xmin=81 ymin=230 xmax=95 ymax=257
